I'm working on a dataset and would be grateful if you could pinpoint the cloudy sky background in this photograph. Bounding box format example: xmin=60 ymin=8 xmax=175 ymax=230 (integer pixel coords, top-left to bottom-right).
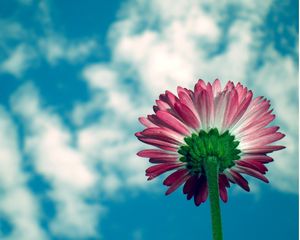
xmin=0 ymin=0 xmax=298 ymax=239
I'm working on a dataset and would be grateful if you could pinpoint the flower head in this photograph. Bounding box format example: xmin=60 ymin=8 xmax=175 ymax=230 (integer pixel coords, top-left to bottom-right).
xmin=135 ymin=79 xmax=285 ymax=206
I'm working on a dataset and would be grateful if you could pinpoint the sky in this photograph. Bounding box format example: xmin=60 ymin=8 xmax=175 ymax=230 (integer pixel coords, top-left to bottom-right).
xmin=0 ymin=0 xmax=298 ymax=240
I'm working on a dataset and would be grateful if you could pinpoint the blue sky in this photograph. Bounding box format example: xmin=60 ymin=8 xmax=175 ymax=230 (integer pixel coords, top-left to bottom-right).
xmin=0 ymin=0 xmax=298 ymax=239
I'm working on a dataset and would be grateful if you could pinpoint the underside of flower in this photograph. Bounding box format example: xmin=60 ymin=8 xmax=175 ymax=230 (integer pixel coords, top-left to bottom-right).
xmin=178 ymin=128 xmax=240 ymax=174
xmin=136 ymin=79 xmax=285 ymax=240
xmin=136 ymin=79 xmax=285 ymax=206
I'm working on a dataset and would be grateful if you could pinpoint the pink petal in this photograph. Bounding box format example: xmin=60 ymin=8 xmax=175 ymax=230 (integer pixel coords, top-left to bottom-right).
xmin=224 ymin=81 xmax=235 ymax=91
xmin=138 ymin=117 xmax=156 ymax=128
xmin=218 ymin=175 xmax=228 ymax=202
xmin=219 ymin=173 xmax=230 ymax=187
xmin=233 ymin=166 xmax=269 ymax=183
xmin=197 ymin=91 xmax=207 ymax=125
xmin=194 ymin=175 xmax=208 ymax=206
xmin=226 ymin=169 xmax=250 ymax=191
xmin=156 ymin=110 xmax=190 ymax=135
xmin=236 ymin=160 xmax=268 ymax=174
xmin=163 ymin=169 xmax=188 ymax=186
xmin=155 ymin=99 xmax=170 ymax=111
xmin=149 ymin=157 xmax=178 ymax=163
xmin=160 ymin=90 xmax=178 ymax=110
xmin=240 ymin=155 xmax=273 ymax=163
xmin=137 ymin=149 xmax=177 ymax=158
xmin=205 ymin=83 xmax=215 ymax=126
xmin=177 ymin=86 xmax=192 ymax=101
xmin=238 ymin=113 xmax=275 ymax=135
xmin=235 ymin=82 xmax=248 ymax=102
xmin=242 ymin=145 xmax=285 ymax=154
xmin=139 ymin=134 xmax=179 ymax=145
xmin=153 ymin=105 xmax=159 ymax=112
xmin=174 ymin=102 xmax=200 ymax=129
xmin=229 ymin=91 xmax=253 ymax=129
xmin=183 ymin=175 xmax=198 ymax=199
xmin=241 ymin=126 xmax=280 ymax=142
xmin=165 ymin=172 xmax=190 ymax=195
xmin=248 ymin=97 xmax=270 ymax=112
xmin=151 ymin=144 xmax=178 ymax=152
xmin=212 ymin=79 xmax=221 ymax=97
xmin=232 ymin=98 xmax=271 ymax=134
xmin=243 ymin=132 xmax=285 ymax=147
xmin=195 ymin=90 xmax=213 ymax=129
xmin=136 ymin=135 xmax=179 ymax=148
xmin=141 ymin=127 xmax=184 ymax=143
xmin=223 ymin=89 xmax=238 ymax=129
xmin=177 ymin=87 xmax=199 ymax=118
xmin=194 ymin=79 xmax=207 ymax=93
xmin=135 ymin=132 xmax=143 ymax=138
xmin=147 ymin=114 xmax=167 ymax=128
xmin=136 ymin=136 xmax=178 ymax=151
xmin=214 ymin=91 xmax=230 ymax=129
xmin=146 ymin=163 xmax=183 ymax=180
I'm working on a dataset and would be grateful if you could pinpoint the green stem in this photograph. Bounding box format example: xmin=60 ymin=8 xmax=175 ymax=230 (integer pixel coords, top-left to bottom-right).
xmin=204 ymin=156 xmax=223 ymax=240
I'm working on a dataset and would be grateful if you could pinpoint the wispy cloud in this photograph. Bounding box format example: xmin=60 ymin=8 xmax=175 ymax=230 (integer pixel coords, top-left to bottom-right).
xmin=0 ymin=2 xmax=100 ymax=78
xmin=10 ymin=83 xmax=101 ymax=238
xmin=0 ymin=44 xmax=36 ymax=77
xmin=0 ymin=107 xmax=47 ymax=240
xmin=38 ymin=36 xmax=98 ymax=65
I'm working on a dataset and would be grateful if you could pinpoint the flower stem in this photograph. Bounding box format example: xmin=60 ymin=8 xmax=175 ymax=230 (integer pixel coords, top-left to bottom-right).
xmin=204 ymin=156 xmax=223 ymax=240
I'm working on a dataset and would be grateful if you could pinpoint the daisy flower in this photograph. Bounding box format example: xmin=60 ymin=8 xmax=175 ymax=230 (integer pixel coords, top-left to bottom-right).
xmin=135 ymin=79 xmax=285 ymax=240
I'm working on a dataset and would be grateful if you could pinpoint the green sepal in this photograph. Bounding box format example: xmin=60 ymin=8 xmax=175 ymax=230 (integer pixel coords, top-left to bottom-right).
xmin=178 ymin=128 xmax=241 ymax=174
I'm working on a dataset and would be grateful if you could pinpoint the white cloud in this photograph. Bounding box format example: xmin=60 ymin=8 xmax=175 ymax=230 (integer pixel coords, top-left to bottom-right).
xmin=49 ymin=190 xmax=101 ymax=238
xmin=35 ymin=1 xmax=99 ymax=65
xmin=82 ymin=64 xmax=118 ymax=90
xmin=72 ymin=64 xmax=120 ymax=125
xmin=72 ymin=62 xmax=148 ymax=126
xmin=0 ymin=1 xmax=99 ymax=78
xmin=102 ymin=173 xmax=122 ymax=197
xmin=71 ymin=94 xmax=105 ymax=126
xmin=10 ymin=83 xmax=101 ymax=238
xmin=0 ymin=107 xmax=47 ymax=240
xmin=38 ymin=36 xmax=98 ymax=65
xmin=108 ymin=0 xmax=270 ymax=98
xmin=0 ymin=44 xmax=36 ymax=77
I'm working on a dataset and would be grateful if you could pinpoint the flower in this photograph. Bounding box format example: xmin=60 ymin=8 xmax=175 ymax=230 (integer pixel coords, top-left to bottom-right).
xmin=135 ymin=79 xmax=285 ymax=206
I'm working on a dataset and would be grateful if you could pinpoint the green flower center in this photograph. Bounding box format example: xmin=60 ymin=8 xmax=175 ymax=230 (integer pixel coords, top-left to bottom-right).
xmin=178 ymin=128 xmax=241 ymax=174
